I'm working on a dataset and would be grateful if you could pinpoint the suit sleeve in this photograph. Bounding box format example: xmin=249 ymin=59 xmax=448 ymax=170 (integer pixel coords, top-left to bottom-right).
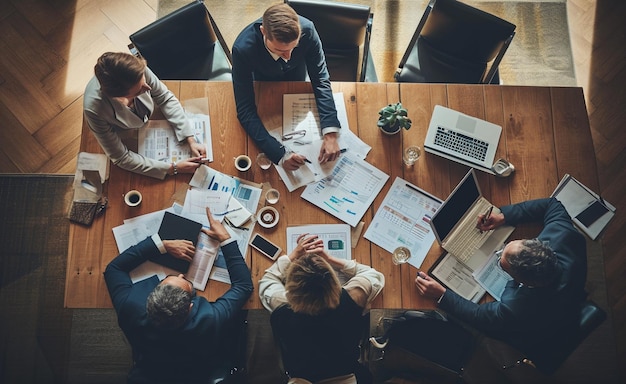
xmin=302 ymin=22 xmax=341 ymax=131
xmin=104 ymin=237 xmax=159 ymax=314
xmin=205 ymin=241 xmax=254 ymax=322
xmin=145 ymin=67 xmax=194 ymax=142
xmin=232 ymin=43 xmax=285 ymax=163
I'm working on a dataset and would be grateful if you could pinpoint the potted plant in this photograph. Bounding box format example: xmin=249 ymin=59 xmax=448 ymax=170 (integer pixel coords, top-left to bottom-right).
xmin=377 ymin=102 xmax=412 ymax=135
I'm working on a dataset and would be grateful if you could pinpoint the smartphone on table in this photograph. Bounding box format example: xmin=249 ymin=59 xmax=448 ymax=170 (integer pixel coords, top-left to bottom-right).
xmin=249 ymin=233 xmax=282 ymax=261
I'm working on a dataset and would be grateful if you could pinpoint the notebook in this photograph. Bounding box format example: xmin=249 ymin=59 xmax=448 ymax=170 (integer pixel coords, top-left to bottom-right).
xmin=430 ymin=169 xmax=514 ymax=272
xmin=156 ymin=211 xmax=203 ymax=273
xmin=424 ymin=105 xmax=502 ymax=174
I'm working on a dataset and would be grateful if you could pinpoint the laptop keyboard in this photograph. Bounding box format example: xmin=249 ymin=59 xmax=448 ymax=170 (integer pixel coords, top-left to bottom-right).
xmin=434 ymin=126 xmax=489 ymax=161
xmin=443 ymin=199 xmax=492 ymax=263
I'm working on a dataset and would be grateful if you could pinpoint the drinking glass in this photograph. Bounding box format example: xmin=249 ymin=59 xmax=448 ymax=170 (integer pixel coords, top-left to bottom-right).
xmin=392 ymin=246 xmax=411 ymax=265
xmin=403 ymin=145 xmax=421 ymax=166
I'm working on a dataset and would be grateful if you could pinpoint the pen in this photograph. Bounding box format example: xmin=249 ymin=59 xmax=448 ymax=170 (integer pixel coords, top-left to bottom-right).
xmin=303 ymin=158 xmax=312 ymax=164
xmin=215 ymin=207 xmax=242 ymax=216
xmin=482 ymin=206 xmax=494 ymax=225
xmin=340 ymin=148 xmax=347 ymax=153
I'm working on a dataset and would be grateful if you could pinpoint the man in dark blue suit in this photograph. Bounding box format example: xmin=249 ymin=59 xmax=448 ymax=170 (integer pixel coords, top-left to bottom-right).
xmin=415 ymin=198 xmax=587 ymax=370
xmin=232 ymin=3 xmax=341 ymax=171
xmin=104 ymin=208 xmax=253 ymax=383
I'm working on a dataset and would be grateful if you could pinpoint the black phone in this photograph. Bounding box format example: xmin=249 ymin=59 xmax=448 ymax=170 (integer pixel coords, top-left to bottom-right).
xmin=249 ymin=233 xmax=282 ymax=260
xmin=575 ymin=200 xmax=609 ymax=227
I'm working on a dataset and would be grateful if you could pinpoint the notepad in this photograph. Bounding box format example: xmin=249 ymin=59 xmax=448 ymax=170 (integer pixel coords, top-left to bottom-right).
xmin=156 ymin=212 xmax=203 ymax=273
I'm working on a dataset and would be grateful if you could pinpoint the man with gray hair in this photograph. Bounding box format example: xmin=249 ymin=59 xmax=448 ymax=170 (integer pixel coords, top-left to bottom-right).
xmin=415 ymin=198 xmax=587 ymax=371
xmin=104 ymin=208 xmax=253 ymax=383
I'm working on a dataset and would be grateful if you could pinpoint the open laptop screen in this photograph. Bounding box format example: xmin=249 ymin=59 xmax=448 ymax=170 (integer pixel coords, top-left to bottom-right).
xmin=431 ymin=171 xmax=481 ymax=243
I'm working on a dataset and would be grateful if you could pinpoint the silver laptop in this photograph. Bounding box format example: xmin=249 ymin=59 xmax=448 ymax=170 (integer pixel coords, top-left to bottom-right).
xmin=424 ymin=105 xmax=502 ymax=175
xmin=430 ymin=169 xmax=514 ymax=271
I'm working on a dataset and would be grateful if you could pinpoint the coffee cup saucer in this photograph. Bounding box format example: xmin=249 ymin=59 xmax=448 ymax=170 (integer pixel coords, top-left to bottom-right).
xmin=257 ymin=206 xmax=279 ymax=228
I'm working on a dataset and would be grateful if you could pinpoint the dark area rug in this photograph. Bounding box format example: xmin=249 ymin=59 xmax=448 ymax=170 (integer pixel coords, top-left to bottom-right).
xmin=0 ymin=175 xmax=74 ymax=383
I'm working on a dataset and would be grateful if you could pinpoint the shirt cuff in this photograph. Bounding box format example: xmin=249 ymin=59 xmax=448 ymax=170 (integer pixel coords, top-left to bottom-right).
xmin=437 ymin=291 xmax=446 ymax=304
xmin=322 ymin=126 xmax=341 ymax=136
xmin=221 ymin=237 xmax=237 ymax=247
xmin=151 ymin=234 xmax=167 ymax=254
xmin=278 ymin=147 xmax=293 ymax=166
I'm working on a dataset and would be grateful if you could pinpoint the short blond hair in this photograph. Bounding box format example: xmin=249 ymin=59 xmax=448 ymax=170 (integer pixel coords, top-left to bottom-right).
xmin=285 ymin=253 xmax=341 ymax=316
xmin=262 ymin=3 xmax=301 ymax=43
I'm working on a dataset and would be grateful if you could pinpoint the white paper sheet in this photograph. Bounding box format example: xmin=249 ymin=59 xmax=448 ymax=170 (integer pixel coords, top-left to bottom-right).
xmin=364 ymin=177 xmax=442 ymax=269
xmin=300 ymin=151 xmax=389 ymax=227
xmin=286 ymin=224 xmax=351 ymax=260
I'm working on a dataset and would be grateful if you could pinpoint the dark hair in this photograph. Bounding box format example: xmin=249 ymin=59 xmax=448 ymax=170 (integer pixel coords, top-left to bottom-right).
xmin=94 ymin=52 xmax=146 ymax=97
xmin=508 ymin=239 xmax=558 ymax=286
xmin=262 ymin=3 xmax=301 ymax=43
xmin=285 ymin=253 xmax=341 ymax=316
xmin=146 ymin=284 xmax=193 ymax=329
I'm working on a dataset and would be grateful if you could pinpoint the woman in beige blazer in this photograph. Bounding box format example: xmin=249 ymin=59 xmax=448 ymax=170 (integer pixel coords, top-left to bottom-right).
xmin=84 ymin=52 xmax=205 ymax=179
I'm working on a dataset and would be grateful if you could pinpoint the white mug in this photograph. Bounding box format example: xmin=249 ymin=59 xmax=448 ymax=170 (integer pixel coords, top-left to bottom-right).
xmin=234 ymin=155 xmax=252 ymax=171
xmin=124 ymin=190 xmax=142 ymax=207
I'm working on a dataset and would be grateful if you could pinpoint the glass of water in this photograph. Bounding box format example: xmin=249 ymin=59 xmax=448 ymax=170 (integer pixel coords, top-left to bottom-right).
xmin=392 ymin=246 xmax=411 ymax=265
xmin=403 ymin=145 xmax=421 ymax=166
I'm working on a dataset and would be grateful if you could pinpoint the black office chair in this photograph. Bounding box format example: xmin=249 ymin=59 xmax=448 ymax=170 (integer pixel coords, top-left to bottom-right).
xmin=128 ymin=0 xmax=232 ymax=81
xmin=285 ymin=0 xmax=377 ymax=82
xmin=534 ymin=299 xmax=607 ymax=375
xmin=207 ymin=309 xmax=249 ymax=384
xmin=395 ymin=0 xmax=516 ymax=84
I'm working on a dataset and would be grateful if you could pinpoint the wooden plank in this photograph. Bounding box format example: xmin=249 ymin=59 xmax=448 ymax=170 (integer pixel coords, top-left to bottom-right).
xmin=550 ymin=87 xmax=599 ymax=190
xmin=353 ymin=82 xmax=401 ymax=309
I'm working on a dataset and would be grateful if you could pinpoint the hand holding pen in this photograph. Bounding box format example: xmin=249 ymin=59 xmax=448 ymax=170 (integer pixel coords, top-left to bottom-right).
xmin=476 ymin=205 xmax=505 ymax=232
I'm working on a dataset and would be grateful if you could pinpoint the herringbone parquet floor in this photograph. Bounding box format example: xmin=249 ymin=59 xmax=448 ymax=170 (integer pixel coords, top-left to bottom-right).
xmin=0 ymin=0 xmax=624 ymax=381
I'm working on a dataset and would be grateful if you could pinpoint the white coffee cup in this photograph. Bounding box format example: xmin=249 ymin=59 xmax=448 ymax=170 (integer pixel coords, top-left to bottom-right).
xmin=124 ymin=190 xmax=142 ymax=207
xmin=265 ymin=188 xmax=280 ymax=205
xmin=234 ymin=155 xmax=252 ymax=171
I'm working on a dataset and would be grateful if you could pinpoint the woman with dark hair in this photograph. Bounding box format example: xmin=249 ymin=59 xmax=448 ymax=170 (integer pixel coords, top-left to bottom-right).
xmin=84 ymin=52 xmax=206 ymax=179
xmin=259 ymin=234 xmax=385 ymax=383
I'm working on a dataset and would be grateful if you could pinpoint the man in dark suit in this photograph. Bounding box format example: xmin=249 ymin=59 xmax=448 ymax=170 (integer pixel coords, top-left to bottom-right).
xmin=104 ymin=208 xmax=253 ymax=383
xmin=232 ymin=3 xmax=341 ymax=171
xmin=415 ymin=198 xmax=587 ymax=370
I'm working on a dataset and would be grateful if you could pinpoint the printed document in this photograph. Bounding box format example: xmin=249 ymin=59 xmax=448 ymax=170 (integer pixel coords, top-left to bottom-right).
xmin=472 ymin=251 xmax=513 ymax=301
xmin=364 ymin=177 xmax=442 ymax=268
xmin=275 ymin=93 xmax=372 ymax=191
xmin=430 ymin=253 xmax=486 ymax=303
xmin=286 ymin=224 xmax=351 ymax=260
xmin=301 ymin=151 xmax=389 ymax=227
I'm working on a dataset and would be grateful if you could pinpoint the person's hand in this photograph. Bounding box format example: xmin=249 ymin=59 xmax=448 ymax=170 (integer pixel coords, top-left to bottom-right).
xmin=318 ymin=132 xmax=340 ymax=164
xmin=283 ymin=153 xmax=308 ymax=171
xmin=174 ymin=157 xmax=204 ymax=174
xmin=163 ymin=239 xmax=195 ymax=262
xmin=414 ymin=271 xmax=446 ymax=301
xmin=201 ymin=207 xmax=231 ymax=243
xmin=288 ymin=233 xmax=324 ymax=261
xmin=186 ymin=137 xmax=206 ymax=158
xmin=476 ymin=211 xmax=505 ymax=232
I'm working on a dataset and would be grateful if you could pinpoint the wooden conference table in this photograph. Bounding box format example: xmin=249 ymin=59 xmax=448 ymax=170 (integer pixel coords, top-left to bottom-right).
xmin=65 ymin=81 xmax=598 ymax=310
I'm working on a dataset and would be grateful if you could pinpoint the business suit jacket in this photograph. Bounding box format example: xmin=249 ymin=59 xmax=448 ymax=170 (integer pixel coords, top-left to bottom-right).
xmin=84 ymin=67 xmax=194 ymax=179
xmin=439 ymin=198 xmax=587 ymax=368
xmin=232 ymin=16 xmax=341 ymax=163
xmin=104 ymin=237 xmax=253 ymax=383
